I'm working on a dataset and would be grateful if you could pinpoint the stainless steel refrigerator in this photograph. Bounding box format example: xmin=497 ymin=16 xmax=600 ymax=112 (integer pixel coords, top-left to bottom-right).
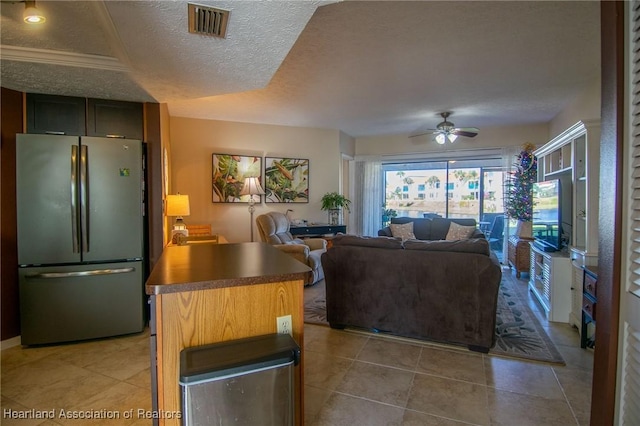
xmin=16 ymin=134 xmax=145 ymax=345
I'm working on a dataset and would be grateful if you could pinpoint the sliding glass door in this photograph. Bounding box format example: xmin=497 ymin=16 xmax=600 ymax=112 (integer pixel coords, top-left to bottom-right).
xmin=383 ymin=158 xmax=507 ymax=260
xmin=383 ymin=158 xmax=505 ymax=222
xmin=385 ymin=162 xmax=448 ymax=218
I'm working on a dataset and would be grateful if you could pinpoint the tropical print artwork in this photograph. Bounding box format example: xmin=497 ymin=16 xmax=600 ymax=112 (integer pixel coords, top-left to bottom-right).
xmin=265 ymin=157 xmax=309 ymax=203
xmin=212 ymin=154 xmax=262 ymax=203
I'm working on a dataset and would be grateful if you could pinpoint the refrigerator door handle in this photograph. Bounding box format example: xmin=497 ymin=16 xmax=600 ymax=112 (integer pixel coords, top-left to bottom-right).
xmin=71 ymin=145 xmax=79 ymax=253
xmin=26 ymin=267 xmax=136 ymax=279
xmin=80 ymin=144 xmax=89 ymax=253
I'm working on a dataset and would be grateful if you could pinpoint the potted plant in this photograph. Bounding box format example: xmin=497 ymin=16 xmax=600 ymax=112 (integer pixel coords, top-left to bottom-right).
xmin=321 ymin=192 xmax=351 ymax=225
xmin=504 ymin=142 xmax=537 ymax=238
xmin=382 ymin=203 xmax=397 ymax=227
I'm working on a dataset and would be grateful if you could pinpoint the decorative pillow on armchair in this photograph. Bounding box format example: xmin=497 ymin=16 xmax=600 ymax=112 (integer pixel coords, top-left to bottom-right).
xmin=445 ymin=222 xmax=477 ymax=240
xmin=390 ymin=222 xmax=416 ymax=240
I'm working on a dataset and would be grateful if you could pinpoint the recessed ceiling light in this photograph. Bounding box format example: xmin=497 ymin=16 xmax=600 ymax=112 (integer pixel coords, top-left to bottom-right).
xmin=23 ymin=0 xmax=45 ymax=24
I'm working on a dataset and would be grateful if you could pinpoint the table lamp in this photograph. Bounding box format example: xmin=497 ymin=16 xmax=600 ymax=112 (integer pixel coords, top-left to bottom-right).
xmin=240 ymin=177 xmax=264 ymax=242
xmin=166 ymin=193 xmax=190 ymax=242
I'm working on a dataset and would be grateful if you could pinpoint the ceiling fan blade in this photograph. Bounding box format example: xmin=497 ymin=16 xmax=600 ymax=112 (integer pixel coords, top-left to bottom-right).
xmin=455 ymin=127 xmax=479 ymax=132
xmin=408 ymin=129 xmax=437 ymax=139
xmin=452 ymin=127 xmax=479 ymax=138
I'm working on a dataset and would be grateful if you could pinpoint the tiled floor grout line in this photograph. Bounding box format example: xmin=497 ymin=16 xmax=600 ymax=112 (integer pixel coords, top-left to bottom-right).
xmin=324 ymin=386 xmax=484 ymax=426
xmin=309 ymin=346 xmax=489 ymax=387
xmin=303 ymin=271 xmax=592 ymax=425
xmin=1 ymin=274 xmax=593 ymax=426
xmin=550 ymin=367 xmax=582 ymax=426
xmin=401 ymin=346 xmax=421 ymax=410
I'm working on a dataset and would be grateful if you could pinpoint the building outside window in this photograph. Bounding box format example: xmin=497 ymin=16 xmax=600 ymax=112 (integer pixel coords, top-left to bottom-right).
xmin=383 ymin=159 xmax=505 ymax=221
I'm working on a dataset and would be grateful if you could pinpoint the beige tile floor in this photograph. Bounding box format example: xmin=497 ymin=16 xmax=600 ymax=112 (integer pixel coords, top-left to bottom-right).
xmin=303 ymin=269 xmax=593 ymax=426
xmin=1 ymin=270 xmax=593 ymax=426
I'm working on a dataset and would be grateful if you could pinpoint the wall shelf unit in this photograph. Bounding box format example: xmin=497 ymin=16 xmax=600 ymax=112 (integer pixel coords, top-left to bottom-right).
xmin=529 ymin=243 xmax=573 ymax=322
xmin=532 ymin=120 xmax=600 ymax=327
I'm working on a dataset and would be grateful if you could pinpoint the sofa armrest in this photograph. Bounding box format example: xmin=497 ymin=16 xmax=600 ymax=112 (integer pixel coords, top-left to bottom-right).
xmin=378 ymin=227 xmax=392 ymax=237
xmin=303 ymin=238 xmax=327 ymax=251
xmin=273 ymin=243 xmax=310 ymax=265
xmin=471 ymin=229 xmax=486 ymax=239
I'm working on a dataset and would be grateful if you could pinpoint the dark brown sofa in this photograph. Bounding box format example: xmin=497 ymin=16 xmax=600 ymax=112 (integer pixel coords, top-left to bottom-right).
xmin=321 ymin=234 xmax=502 ymax=352
xmin=378 ymin=217 xmax=485 ymax=240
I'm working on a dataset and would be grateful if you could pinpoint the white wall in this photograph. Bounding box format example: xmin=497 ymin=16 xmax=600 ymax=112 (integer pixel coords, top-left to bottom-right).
xmin=352 ymin=78 xmax=601 ymax=158
xmin=160 ymin=103 xmax=172 ymax=245
xmin=354 ymin=122 xmax=550 ymax=156
xmin=339 ymin=131 xmax=356 ymax=157
xmin=169 ymin=117 xmax=343 ymax=243
xmin=549 ymin=77 xmax=601 ymax=139
xmin=165 ymin=77 xmax=600 ymax=244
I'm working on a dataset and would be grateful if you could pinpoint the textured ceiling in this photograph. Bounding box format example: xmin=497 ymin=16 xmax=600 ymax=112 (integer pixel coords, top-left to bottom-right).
xmin=0 ymin=1 xmax=600 ymax=138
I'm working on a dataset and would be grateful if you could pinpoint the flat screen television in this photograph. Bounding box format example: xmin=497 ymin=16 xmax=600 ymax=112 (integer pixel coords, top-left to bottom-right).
xmin=532 ymin=179 xmax=562 ymax=252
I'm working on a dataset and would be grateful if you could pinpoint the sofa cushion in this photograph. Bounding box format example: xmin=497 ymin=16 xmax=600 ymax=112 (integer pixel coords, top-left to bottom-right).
xmin=403 ymin=238 xmax=491 ymax=256
xmin=331 ymin=235 xmax=404 ymax=249
xmin=378 ymin=227 xmax=393 ymax=237
xmin=445 ymin=222 xmax=477 ymax=240
xmin=390 ymin=222 xmax=416 ymax=240
xmin=390 ymin=217 xmax=432 ymax=239
xmin=431 ymin=217 xmax=477 ymax=240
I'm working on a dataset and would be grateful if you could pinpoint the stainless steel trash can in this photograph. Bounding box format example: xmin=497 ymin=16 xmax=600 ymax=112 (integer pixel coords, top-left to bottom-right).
xmin=179 ymin=333 xmax=301 ymax=426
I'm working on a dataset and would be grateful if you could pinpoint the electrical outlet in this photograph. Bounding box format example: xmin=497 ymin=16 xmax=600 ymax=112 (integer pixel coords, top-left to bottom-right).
xmin=277 ymin=314 xmax=292 ymax=336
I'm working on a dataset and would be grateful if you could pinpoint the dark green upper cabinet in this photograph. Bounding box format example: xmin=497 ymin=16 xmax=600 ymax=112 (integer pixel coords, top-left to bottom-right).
xmin=26 ymin=93 xmax=86 ymax=136
xmin=87 ymin=99 xmax=143 ymax=140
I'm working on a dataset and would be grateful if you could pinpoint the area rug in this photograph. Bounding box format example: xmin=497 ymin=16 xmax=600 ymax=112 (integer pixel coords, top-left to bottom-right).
xmin=304 ymin=296 xmax=329 ymax=326
xmin=304 ymin=276 xmax=565 ymax=365
xmin=493 ymin=275 xmax=565 ymax=364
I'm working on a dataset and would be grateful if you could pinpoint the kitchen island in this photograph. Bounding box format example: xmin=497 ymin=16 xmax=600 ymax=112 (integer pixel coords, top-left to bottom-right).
xmin=146 ymin=242 xmax=310 ymax=426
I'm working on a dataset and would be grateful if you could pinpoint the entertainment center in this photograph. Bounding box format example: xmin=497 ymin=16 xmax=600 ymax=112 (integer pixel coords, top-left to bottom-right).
xmin=530 ymin=120 xmax=600 ymax=331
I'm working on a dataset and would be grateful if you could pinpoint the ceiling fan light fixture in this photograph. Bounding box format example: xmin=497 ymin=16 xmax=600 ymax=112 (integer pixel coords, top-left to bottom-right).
xmin=23 ymin=1 xmax=45 ymax=24
xmin=435 ymin=133 xmax=457 ymax=145
xmin=409 ymin=112 xmax=479 ymax=142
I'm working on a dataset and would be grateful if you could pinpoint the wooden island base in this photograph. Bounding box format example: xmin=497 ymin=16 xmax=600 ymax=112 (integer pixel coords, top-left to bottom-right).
xmin=146 ymin=242 xmax=310 ymax=426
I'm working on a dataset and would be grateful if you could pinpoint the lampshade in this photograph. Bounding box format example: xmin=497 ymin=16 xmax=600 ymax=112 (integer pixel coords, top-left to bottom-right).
xmin=239 ymin=177 xmax=265 ymax=197
xmin=166 ymin=194 xmax=190 ymax=217
xmin=23 ymin=1 xmax=46 ymax=24
xmin=435 ymin=133 xmax=458 ymax=145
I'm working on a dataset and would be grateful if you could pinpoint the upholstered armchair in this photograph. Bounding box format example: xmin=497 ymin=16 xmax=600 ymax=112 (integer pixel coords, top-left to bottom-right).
xmin=256 ymin=212 xmax=326 ymax=285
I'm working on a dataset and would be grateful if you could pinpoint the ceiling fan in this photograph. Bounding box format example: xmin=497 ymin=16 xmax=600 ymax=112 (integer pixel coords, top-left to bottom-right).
xmin=409 ymin=112 xmax=479 ymax=144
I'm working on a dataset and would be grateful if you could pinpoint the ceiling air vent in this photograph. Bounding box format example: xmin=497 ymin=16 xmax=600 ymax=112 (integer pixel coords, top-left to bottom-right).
xmin=188 ymin=3 xmax=230 ymax=38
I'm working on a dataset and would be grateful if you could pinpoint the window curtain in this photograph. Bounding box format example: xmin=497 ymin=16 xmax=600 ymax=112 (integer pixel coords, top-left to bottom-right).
xmin=354 ymin=160 xmax=382 ymax=236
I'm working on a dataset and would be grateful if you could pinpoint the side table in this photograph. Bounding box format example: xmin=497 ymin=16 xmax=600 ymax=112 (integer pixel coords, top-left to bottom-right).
xmin=290 ymin=224 xmax=346 ymax=238
xmin=508 ymin=235 xmax=533 ymax=278
xmin=581 ymin=266 xmax=598 ymax=348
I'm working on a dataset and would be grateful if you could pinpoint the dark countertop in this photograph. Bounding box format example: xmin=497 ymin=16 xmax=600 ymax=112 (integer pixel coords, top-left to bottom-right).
xmin=145 ymin=242 xmax=311 ymax=295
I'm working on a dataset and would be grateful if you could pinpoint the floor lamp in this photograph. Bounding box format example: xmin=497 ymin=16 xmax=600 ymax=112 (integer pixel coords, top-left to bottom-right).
xmin=240 ymin=177 xmax=265 ymax=242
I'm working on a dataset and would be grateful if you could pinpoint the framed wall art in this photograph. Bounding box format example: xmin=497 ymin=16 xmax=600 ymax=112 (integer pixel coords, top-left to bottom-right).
xmin=264 ymin=157 xmax=309 ymax=203
xmin=212 ymin=153 xmax=262 ymax=203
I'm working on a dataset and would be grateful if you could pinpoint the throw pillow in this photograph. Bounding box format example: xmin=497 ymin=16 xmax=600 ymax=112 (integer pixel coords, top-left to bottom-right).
xmin=390 ymin=222 xmax=416 ymax=240
xmin=445 ymin=222 xmax=477 ymax=241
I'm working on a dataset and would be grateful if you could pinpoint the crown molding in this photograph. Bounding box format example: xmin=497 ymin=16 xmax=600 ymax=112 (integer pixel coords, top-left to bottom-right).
xmin=0 ymin=45 xmax=129 ymax=72
xmin=89 ymin=1 xmax=133 ymax=68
